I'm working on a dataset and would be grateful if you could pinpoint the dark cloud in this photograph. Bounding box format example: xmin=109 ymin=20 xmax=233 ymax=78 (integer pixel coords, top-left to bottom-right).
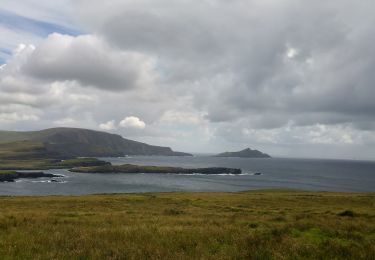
xmin=75 ymin=0 xmax=375 ymax=129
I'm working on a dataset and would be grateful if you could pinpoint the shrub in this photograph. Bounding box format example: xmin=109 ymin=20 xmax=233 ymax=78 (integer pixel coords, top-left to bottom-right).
xmin=338 ymin=210 xmax=355 ymax=217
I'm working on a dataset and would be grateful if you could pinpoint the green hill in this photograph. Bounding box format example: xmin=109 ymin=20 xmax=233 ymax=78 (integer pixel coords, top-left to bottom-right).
xmin=0 ymin=127 xmax=192 ymax=158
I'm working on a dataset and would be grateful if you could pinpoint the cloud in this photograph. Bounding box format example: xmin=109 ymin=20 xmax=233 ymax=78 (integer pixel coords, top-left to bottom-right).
xmin=160 ymin=110 xmax=203 ymax=125
xmin=22 ymin=33 xmax=157 ymax=91
xmin=0 ymin=111 xmax=40 ymax=124
xmin=99 ymin=120 xmax=116 ymax=131
xmin=1 ymin=0 xmax=375 ymax=159
xmin=74 ymin=0 xmax=375 ymax=128
xmin=0 ymin=42 xmax=100 ymax=129
xmin=119 ymin=116 xmax=146 ymax=130
xmin=53 ymin=117 xmax=78 ymax=126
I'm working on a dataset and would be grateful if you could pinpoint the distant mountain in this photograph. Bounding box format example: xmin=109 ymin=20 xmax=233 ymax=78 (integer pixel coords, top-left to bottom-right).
xmin=214 ymin=148 xmax=271 ymax=158
xmin=0 ymin=127 xmax=192 ymax=158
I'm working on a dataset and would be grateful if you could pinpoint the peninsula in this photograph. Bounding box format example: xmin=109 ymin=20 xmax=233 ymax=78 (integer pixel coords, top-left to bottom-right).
xmin=0 ymin=127 xmax=192 ymax=158
xmin=70 ymin=164 xmax=242 ymax=175
xmin=0 ymin=127 xmax=192 ymax=171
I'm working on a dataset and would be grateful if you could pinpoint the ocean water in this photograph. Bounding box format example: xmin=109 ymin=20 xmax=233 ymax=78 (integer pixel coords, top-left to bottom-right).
xmin=0 ymin=156 xmax=374 ymax=196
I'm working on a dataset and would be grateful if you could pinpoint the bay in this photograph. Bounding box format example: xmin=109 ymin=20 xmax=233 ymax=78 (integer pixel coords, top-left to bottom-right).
xmin=1 ymin=156 xmax=374 ymax=196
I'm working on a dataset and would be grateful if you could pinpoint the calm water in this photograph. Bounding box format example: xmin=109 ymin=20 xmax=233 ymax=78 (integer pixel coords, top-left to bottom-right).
xmin=1 ymin=156 xmax=374 ymax=196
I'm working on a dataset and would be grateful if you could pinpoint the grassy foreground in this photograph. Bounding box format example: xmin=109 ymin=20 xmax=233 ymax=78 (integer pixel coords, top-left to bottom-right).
xmin=0 ymin=190 xmax=374 ymax=259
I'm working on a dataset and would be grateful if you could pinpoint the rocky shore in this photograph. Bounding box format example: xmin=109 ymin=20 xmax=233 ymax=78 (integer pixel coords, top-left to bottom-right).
xmin=0 ymin=171 xmax=61 ymax=182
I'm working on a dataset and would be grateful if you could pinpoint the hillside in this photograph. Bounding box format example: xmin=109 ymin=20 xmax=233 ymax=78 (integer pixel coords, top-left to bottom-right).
xmin=215 ymin=148 xmax=271 ymax=158
xmin=0 ymin=128 xmax=192 ymax=158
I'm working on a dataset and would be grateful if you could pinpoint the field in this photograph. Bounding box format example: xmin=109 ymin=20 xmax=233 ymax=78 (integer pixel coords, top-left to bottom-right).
xmin=0 ymin=190 xmax=374 ymax=259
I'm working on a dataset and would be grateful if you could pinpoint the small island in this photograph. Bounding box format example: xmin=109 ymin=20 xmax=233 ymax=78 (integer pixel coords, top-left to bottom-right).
xmin=0 ymin=171 xmax=62 ymax=182
xmin=70 ymin=164 xmax=242 ymax=175
xmin=214 ymin=148 xmax=271 ymax=158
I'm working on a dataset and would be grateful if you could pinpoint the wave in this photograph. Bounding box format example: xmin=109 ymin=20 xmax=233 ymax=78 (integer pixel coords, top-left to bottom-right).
xmin=31 ymin=179 xmax=68 ymax=184
xmin=173 ymin=172 xmax=262 ymax=176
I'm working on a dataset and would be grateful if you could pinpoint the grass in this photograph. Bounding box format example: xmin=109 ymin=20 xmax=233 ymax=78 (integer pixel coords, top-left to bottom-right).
xmin=0 ymin=141 xmax=49 ymax=159
xmin=0 ymin=190 xmax=374 ymax=259
xmin=57 ymin=158 xmax=109 ymax=167
xmin=0 ymin=171 xmax=16 ymax=175
xmin=70 ymin=164 xmax=180 ymax=173
xmin=0 ymin=141 xmax=59 ymax=170
xmin=0 ymin=158 xmax=108 ymax=170
xmin=0 ymin=159 xmax=58 ymax=170
xmin=0 ymin=140 xmax=109 ymax=170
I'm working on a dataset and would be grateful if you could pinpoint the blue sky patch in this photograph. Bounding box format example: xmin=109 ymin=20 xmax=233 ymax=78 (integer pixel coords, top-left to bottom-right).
xmin=0 ymin=48 xmax=12 ymax=56
xmin=0 ymin=9 xmax=82 ymax=38
xmin=0 ymin=48 xmax=10 ymax=64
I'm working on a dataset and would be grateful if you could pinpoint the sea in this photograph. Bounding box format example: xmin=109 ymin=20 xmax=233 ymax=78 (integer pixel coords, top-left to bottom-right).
xmin=1 ymin=156 xmax=374 ymax=196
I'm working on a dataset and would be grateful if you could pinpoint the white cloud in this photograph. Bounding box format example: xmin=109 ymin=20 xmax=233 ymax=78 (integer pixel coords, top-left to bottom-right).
xmin=119 ymin=116 xmax=146 ymax=129
xmin=22 ymin=33 xmax=157 ymax=91
xmin=0 ymin=43 xmax=99 ymax=127
xmin=0 ymin=112 xmax=39 ymax=123
xmin=99 ymin=120 xmax=116 ymax=131
xmin=53 ymin=117 xmax=78 ymax=126
xmin=286 ymin=47 xmax=299 ymax=59
xmin=160 ymin=110 xmax=202 ymax=125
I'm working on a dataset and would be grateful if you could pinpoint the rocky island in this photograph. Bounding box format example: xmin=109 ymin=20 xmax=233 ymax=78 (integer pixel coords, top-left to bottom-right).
xmin=215 ymin=148 xmax=271 ymax=158
xmin=70 ymin=164 xmax=242 ymax=175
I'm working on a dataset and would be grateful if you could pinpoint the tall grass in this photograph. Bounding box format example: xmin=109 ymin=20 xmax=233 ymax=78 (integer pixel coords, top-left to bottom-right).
xmin=0 ymin=190 xmax=374 ymax=259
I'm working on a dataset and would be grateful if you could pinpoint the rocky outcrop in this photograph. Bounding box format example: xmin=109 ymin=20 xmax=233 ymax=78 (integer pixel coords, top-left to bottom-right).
xmin=0 ymin=171 xmax=61 ymax=182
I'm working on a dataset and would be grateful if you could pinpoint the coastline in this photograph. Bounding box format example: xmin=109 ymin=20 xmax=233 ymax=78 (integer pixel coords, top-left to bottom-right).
xmin=1 ymin=155 xmax=375 ymax=195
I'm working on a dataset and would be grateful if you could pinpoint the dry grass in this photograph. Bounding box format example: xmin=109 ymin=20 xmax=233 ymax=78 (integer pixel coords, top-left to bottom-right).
xmin=0 ymin=190 xmax=374 ymax=259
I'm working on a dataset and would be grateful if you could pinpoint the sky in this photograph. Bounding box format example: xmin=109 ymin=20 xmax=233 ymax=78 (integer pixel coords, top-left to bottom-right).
xmin=0 ymin=0 xmax=375 ymax=160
